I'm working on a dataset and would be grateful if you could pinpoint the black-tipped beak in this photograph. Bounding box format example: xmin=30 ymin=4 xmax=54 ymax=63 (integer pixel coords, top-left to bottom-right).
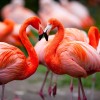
xmin=38 ymin=34 xmax=43 ymax=41
xmin=44 ymin=32 xmax=48 ymax=41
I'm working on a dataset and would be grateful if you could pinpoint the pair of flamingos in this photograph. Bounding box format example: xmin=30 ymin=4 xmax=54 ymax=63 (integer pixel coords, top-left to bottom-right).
xmin=0 ymin=16 xmax=100 ymax=100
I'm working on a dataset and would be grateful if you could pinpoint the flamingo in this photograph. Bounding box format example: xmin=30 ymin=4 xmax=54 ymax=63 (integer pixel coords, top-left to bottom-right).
xmin=0 ymin=19 xmax=14 ymax=41
xmin=41 ymin=18 xmax=100 ymax=100
xmin=37 ymin=25 xmax=99 ymax=100
xmin=59 ymin=0 xmax=94 ymax=29
xmin=0 ymin=19 xmax=35 ymax=47
xmin=1 ymin=0 xmax=37 ymax=24
xmin=35 ymin=27 xmax=89 ymax=99
xmin=87 ymin=26 xmax=100 ymax=100
xmin=3 ymin=23 xmax=34 ymax=47
xmin=38 ymin=0 xmax=87 ymax=28
xmin=0 ymin=16 xmax=44 ymax=100
xmin=88 ymin=26 xmax=100 ymax=49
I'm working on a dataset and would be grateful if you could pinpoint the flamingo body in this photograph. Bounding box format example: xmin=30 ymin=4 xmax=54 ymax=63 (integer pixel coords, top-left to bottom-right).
xmin=0 ymin=42 xmax=26 ymax=84
xmin=41 ymin=18 xmax=100 ymax=100
xmin=44 ymin=18 xmax=100 ymax=78
xmin=60 ymin=0 xmax=94 ymax=28
xmin=35 ymin=27 xmax=88 ymax=65
xmin=35 ymin=26 xmax=93 ymax=99
xmin=50 ymin=41 xmax=100 ymax=76
xmin=39 ymin=0 xmax=84 ymax=28
xmin=0 ymin=16 xmax=43 ymax=100
xmin=0 ymin=16 xmax=42 ymax=85
xmin=1 ymin=0 xmax=37 ymax=24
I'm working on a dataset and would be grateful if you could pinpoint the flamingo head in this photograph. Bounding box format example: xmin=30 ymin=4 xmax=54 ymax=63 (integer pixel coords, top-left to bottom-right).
xmin=28 ymin=16 xmax=47 ymax=41
xmin=88 ymin=26 xmax=100 ymax=49
xmin=39 ymin=18 xmax=58 ymax=41
xmin=40 ymin=18 xmax=63 ymax=41
xmin=82 ymin=16 xmax=95 ymax=29
xmin=3 ymin=19 xmax=15 ymax=34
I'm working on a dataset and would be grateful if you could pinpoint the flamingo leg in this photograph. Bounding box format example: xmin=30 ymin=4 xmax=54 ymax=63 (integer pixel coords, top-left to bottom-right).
xmin=91 ymin=73 xmax=96 ymax=100
xmin=39 ymin=69 xmax=50 ymax=100
xmin=52 ymin=75 xmax=58 ymax=97
xmin=1 ymin=85 xmax=5 ymax=100
xmin=48 ymin=72 xmax=53 ymax=96
xmin=78 ymin=78 xmax=87 ymax=100
xmin=13 ymin=94 xmax=21 ymax=100
xmin=70 ymin=77 xmax=74 ymax=100
xmin=78 ymin=80 xmax=81 ymax=100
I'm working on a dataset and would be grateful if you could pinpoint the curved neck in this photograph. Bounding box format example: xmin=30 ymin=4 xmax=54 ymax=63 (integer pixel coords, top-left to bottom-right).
xmin=45 ymin=22 xmax=64 ymax=60
xmin=88 ymin=27 xmax=99 ymax=49
xmin=19 ymin=20 xmax=39 ymax=78
xmin=1 ymin=20 xmax=14 ymax=40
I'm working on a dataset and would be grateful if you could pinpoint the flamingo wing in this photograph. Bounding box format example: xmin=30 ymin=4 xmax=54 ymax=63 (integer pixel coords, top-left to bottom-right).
xmin=0 ymin=42 xmax=26 ymax=84
xmin=56 ymin=41 xmax=100 ymax=77
xmin=64 ymin=28 xmax=89 ymax=43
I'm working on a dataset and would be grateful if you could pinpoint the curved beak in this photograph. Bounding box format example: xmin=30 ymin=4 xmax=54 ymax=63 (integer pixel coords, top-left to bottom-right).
xmin=38 ymin=24 xmax=52 ymax=41
xmin=43 ymin=24 xmax=52 ymax=41
xmin=38 ymin=24 xmax=44 ymax=41
xmin=38 ymin=31 xmax=48 ymax=41
xmin=43 ymin=31 xmax=48 ymax=41
xmin=39 ymin=34 xmax=44 ymax=41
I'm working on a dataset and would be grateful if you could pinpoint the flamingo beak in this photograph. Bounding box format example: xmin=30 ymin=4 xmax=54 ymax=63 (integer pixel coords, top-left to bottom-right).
xmin=39 ymin=31 xmax=48 ymax=41
xmin=39 ymin=34 xmax=44 ymax=41
xmin=43 ymin=24 xmax=52 ymax=41
xmin=43 ymin=31 xmax=48 ymax=41
xmin=38 ymin=24 xmax=44 ymax=41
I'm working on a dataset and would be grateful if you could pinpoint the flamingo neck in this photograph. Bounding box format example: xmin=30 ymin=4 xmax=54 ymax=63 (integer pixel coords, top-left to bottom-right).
xmin=19 ymin=21 xmax=39 ymax=78
xmin=45 ymin=22 xmax=64 ymax=62
xmin=88 ymin=27 xmax=99 ymax=49
xmin=1 ymin=20 xmax=14 ymax=41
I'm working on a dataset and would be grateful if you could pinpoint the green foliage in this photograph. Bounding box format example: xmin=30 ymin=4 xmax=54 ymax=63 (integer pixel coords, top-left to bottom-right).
xmin=37 ymin=65 xmax=47 ymax=73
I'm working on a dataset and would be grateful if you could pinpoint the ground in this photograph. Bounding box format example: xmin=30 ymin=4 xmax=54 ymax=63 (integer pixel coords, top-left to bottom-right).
xmin=0 ymin=72 xmax=100 ymax=100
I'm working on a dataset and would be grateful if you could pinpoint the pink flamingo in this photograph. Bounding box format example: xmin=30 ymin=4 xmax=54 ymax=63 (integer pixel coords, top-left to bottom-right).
xmin=38 ymin=0 xmax=87 ymax=28
xmin=59 ymin=0 xmax=94 ymax=29
xmin=35 ymin=27 xmax=89 ymax=99
xmin=1 ymin=0 xmax=37 ymax=24
xmin=0 ymin=19 xmax=14 ymax=41
xmin=41 ymin=18 xmax=100 ymax=100
xmin=0 ymin=16 xmax=44 ymax=100
xmin=88 ymin=26 xmax=100 ymax=100
xmin=3 ymin=23 xmax=34 ymax=47
xmin=0 ymin=19 xmax=34 ymax=46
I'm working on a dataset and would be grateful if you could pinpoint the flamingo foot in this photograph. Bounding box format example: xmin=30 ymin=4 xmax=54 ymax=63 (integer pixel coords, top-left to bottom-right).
xmin=38 ymin=91 xmax=45 ymax=100
xmin=70 ymin=83 xmax=73 ymax=92
xmin=48 ymin=86 xmax=52 ymax=96
xmin=13 ymin=95 xmax=21 ymax=100
xmin=78 ymin=96 xmax=81 ymax=100
xmin=52 ymin=83 xmax=57 ymax=97
xmin=83 ymin=96 xmax=87 ymax=100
